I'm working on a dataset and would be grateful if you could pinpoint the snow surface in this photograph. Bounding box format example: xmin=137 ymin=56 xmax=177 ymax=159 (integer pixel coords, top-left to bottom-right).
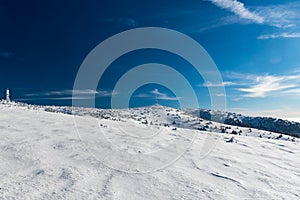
xmin=0 ymin=102 xmax=300 ymax=199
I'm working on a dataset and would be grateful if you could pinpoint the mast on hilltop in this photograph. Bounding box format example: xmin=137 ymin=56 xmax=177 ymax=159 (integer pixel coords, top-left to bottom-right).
xmin=6 ymin=88 xmax=10 ymax=102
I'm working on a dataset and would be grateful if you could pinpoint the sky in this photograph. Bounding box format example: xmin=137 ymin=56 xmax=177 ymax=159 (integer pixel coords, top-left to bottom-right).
xmin=1 ymin=0 xmax=300 ymax=121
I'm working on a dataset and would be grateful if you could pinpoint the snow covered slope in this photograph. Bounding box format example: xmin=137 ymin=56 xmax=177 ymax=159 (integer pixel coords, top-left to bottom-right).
xmin=0 ymin=102 xmax=300 ymax=199
xmin=3 ymin=100 xmax=299 ymax=139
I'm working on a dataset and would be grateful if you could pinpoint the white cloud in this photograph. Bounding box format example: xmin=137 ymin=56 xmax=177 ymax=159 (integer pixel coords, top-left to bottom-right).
xmin=282 ymin=88 xmax=300 ymax=96
xmin=96 ymin=90 xmax=118 ymax=97
xmin=25 ymin=89 xmax=117 ymax=98
xmin=134 ymin=89 xmax=181 ymax=101
xmin=202 ymin=81 xmax=235 ymax=87
xmin=258 ymin=32 xmax=300 ymax=40
xmin=209 ymin=0 xmax=264 ymax=24
xmin=26 ymin=89 xmax=95 ymax=96
xmin=208 ymin=0 xmax=300 ymax=35
xmin=236 ymin=74 xmax=300 ymax=98
xmin=151 ymin=89 xmax=181 ymax=101
xmin=134 ymin=93 xmax=152 ymax=98
xmin=255 ymin=2 xmax=300 ymax=28
xmin=14 ymin=96 xmax=91 ymax=101
xmin=43 ymin=96 xmax=92 ymax=100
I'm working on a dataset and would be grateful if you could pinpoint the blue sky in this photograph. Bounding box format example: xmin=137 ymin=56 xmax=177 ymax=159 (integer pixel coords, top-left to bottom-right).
xmin=1 ymin=0 xmax=300 ymax=121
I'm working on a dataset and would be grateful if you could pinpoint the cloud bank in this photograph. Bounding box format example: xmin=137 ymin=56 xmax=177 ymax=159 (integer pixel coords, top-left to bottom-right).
xmin=209 ymin=0 xmax=264 ymax=24
xmin=227 ymin=73 xmax=300 ymax=98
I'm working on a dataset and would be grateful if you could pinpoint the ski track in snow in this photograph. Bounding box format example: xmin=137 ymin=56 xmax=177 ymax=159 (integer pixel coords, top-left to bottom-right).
xmin=0 ymin=103 xmax=300 ymax=199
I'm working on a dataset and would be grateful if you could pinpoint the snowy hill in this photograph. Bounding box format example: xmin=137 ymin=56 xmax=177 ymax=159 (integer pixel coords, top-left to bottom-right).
xmin=0 ymin=101 xmax=300 ymax=199
xmin=5 ymin=99 xmax=298 ymax=139
xmin=1 ymin=100 xmax=299 ymax=142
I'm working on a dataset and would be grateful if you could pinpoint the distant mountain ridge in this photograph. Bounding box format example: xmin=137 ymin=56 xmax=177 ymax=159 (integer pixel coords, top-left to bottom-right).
xmin=185 ymin=109 xmax=300 ymax=137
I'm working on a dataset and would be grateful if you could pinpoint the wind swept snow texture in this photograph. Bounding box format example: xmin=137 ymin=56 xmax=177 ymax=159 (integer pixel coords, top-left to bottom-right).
xmin=0 ymin=101 xmax=300 ymax=199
